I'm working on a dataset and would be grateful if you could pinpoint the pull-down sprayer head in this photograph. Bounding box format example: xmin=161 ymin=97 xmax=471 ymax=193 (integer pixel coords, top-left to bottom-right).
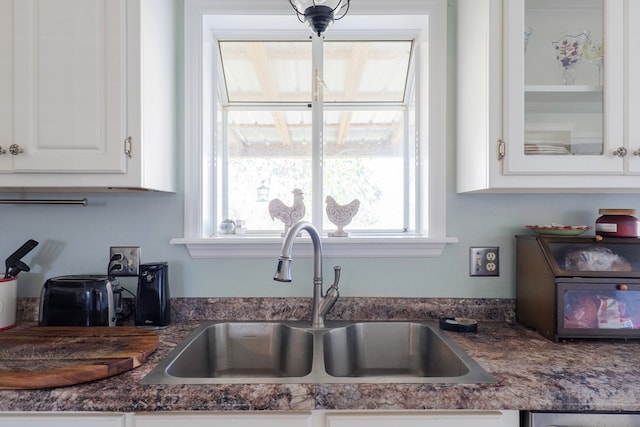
xmin=274 ymin=257 xmax=293 ymax=282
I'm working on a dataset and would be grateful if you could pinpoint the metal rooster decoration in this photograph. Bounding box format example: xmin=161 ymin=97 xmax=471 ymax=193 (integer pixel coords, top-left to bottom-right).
xmin=325 ymin=195 xmax=360 ymax=237
xmin=269 ymin=188 xmax=306 ymax=236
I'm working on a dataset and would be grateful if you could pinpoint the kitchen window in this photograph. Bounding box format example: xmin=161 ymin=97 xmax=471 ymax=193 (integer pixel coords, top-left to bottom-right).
xmin=222 ymin=39 xmax=411 ymax=233
xmin=173 ymin=0 xmax=457 ymax=258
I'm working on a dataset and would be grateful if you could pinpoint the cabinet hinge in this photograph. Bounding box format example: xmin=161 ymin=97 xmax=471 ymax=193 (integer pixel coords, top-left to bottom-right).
xmin=497 ymin=139 xmax=505 ymax=160
xmin=124 ymin=136 xmax=132 ymax=159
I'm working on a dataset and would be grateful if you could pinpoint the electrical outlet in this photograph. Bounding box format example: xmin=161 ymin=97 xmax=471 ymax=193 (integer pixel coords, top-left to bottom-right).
xmin=469 ymin=247 xmax=499 ymax=276
xmin=108 ymin=246 xmax=141 ymax=276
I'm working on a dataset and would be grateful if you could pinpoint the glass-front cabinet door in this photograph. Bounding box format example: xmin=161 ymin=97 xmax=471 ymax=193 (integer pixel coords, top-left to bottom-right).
xmin=627 ymin=0 xmax=640 ymax=174
xmin=502 ymin=0 xmax=625 ymax=175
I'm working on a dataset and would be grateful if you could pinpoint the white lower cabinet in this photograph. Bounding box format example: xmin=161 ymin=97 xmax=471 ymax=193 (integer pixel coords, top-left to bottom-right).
xmin=0 ymin=410 xmax=520 ymax=427
xmin=0 ymin=412 xmax=129 ymax=427
xmin=132 ymin=410 xmax=519 ymax=427
xmin=320 ymin=411 xmax=519 ymax=427
xmin=132 ymin=412 xmax=313 ymax=427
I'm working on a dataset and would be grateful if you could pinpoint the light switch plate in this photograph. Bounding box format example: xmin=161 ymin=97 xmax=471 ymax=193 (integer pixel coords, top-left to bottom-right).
xmin=469 ymin=247 xmax=499 ymax=276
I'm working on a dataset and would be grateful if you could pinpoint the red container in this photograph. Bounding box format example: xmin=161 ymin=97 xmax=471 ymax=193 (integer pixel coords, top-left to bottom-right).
xmin=596 ymin=209 xmax=640 ymax=238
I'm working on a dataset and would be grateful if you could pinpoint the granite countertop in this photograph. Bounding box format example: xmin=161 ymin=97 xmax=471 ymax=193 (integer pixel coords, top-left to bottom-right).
xmin=2 ymin=297 xmax=640 ymax=413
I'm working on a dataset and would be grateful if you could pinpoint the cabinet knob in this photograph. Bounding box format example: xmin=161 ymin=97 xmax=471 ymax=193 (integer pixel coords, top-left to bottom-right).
xmin=0 ymin=146 xmax=6 ymax=155
xmin=633 ymin=148 xmax=640 ymax=157
xmin=8 ymin=144 xmax=23 ymax=156
xmin=613 ymin=147 xmax=628 ymax=158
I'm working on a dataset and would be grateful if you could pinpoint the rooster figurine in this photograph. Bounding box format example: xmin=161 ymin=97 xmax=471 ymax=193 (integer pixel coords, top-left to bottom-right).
xmin=269 ymin=188 xmax=306 ymax=236
xmin=325 ymin=195 xmax=360 ymax=237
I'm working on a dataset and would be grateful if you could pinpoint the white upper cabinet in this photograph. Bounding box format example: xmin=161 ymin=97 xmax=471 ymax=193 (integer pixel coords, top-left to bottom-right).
xmin=457 ymin=0 xmax=639 ymax=192
xmin=11 ymin=0 xmax=126 ymax=174
xmin=0 ymin=0 xmax=176 ymax=191
xmin=627 ymin=0 xmax=640 ymax=174
xmin=0 ymin=0 xmax=15 ymax=172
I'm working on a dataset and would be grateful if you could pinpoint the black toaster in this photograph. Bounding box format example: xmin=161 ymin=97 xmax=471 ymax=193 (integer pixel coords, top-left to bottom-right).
xmin=38 ymin=275 xmax=118 ymax=326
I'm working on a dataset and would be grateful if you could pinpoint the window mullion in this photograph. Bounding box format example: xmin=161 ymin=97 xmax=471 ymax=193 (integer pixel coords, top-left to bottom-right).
xmin=403 ymin=106 xmax=410 ymax=232
xmin=221 ymin=108 xmax=230 ymax=226
xmin=413 ymin=40 xmax=423 ymax=234
xmin=312 ymin=34 xmax=324 ymax=233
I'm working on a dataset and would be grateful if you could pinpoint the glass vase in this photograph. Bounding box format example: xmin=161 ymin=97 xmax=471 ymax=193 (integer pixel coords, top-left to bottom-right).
xmin=524 ymin=25 xmax=533 ymax=55
xmin=583 ymin=39 xmax=604 ymax=86
xmin=551 ymin=30 xmax=590 ymax=85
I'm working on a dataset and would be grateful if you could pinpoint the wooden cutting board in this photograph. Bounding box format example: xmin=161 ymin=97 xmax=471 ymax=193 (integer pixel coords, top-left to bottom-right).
xmin=0 ymin=326 xmax=158 ymax=389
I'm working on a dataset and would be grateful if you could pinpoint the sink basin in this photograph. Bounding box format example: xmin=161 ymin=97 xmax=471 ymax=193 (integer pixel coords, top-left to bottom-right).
xmin=141 ymin=321 xmax=495 ymax=385
xmin=159 ymin=322 xmax=313 ymax=379
xmin=323 ymin=322 xmax=470 ymax=378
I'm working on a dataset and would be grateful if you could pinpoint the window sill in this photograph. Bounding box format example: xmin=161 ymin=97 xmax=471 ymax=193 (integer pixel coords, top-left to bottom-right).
xmin=170 ymin=235 xmax=459 ymax=258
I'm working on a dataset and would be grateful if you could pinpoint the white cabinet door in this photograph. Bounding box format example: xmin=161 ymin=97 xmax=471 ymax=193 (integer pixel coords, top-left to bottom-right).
xmin=626 ymin=0 xmax=640 ymax=174
xmin=11 ymin=0 xmax=127 ymax=174
xmin=323 ymin=411 xmax=517 ymax=427
xmin=0 ymin=413 xmax=127 ymax=427
xmin=133 ymin=413 xmax=312 ymax=427
xmin=502 ymin=0 xmax=623 ymax=176
xmin=0 ymin=0 xmax=14 ymax=172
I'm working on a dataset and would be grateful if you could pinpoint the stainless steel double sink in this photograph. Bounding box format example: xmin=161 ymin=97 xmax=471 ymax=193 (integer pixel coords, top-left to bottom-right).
xmin=141 ymin=321 xmax=495 ymax=384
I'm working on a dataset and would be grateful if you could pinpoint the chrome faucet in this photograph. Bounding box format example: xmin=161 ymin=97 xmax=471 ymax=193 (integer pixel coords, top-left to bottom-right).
xmin=273 ymin=220 xmax=341 ymax=328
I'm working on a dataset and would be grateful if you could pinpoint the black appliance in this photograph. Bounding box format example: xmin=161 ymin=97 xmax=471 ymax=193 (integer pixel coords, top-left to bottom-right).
xmin=135 ymin=262 xmax=170 ymax=327
xmin=39 ymin=275 xmax=118 ymax=326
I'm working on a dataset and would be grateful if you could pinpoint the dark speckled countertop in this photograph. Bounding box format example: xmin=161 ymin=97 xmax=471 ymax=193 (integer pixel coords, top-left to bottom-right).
xmin=2 ymin=297 xmax=640 ymax=413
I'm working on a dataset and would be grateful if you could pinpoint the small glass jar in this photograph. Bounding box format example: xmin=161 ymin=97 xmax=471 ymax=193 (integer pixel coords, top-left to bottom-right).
xmin=219 ymin=219 xmax=236 ymax=235
xmin=595 ymin=209 xmax=640 ymax=237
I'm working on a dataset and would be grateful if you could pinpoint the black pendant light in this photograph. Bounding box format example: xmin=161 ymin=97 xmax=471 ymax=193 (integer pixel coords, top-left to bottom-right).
xmin=288 ymin=0 xmax=350 ymax=36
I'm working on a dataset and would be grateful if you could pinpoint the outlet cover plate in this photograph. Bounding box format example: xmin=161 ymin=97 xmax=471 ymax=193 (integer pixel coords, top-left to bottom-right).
xmin=469 ymin=247 xmax=499 ymax=276
xmin=109 ymin=246 xmax=141 ymax=276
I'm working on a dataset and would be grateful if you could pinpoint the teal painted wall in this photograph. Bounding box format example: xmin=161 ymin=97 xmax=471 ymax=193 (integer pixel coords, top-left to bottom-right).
xmin=2 ymin=190 xmax=631 ymax=299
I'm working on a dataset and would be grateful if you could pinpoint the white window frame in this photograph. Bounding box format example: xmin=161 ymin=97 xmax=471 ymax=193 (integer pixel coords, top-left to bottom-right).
xmin=171 ymin=0 xmax=458 ymax=258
